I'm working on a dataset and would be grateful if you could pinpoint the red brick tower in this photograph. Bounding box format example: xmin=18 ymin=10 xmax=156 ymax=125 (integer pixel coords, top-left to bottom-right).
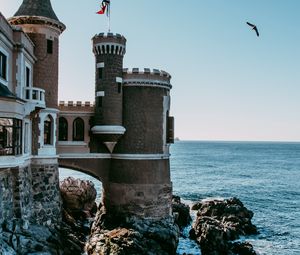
xmin=9 ymin=0 xmax=65 ymax=109
xmin=91 ymin=33 xmax=126 ymax=152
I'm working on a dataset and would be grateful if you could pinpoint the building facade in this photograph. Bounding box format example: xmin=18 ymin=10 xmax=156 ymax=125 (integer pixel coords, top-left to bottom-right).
xmin=0 ymin=0 xmax=174 ymax=226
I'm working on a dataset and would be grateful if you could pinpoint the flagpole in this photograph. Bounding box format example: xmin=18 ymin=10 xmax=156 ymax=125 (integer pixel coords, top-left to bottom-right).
xmin=108 ymin=1 xmax=111 ymax=32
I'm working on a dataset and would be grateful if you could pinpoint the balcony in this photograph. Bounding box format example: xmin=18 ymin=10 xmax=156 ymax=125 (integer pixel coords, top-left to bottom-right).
xmin=24 ymin=87 xmax=46 ymax=109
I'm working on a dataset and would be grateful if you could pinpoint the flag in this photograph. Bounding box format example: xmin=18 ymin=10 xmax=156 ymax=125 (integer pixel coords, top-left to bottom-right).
xmin=97 ymin=0 xmax=110 ymax=15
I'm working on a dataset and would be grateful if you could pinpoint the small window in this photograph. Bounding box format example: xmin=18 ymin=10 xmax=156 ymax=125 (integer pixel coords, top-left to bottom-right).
xmin=117 ymin=82 xmax=122 ymax=93
xmin=73 ymin=118 xmax=84 ymax=141
xmin=44 ymin=115 xmax=53 ymax=145
xmin=98 ymin=67 xmax=103 ymax=79
xmin=25 ymin=66 xmax=30 ymax=87
xmin=97 ymin=97 xmax=103 ymax=108
xmin=47 ymin=39 xmax=53 ymax=54
xmin=59 ymin=117 xmax=68 ymax=141
xmin=0 ymin=51 xmax=7 ymax=80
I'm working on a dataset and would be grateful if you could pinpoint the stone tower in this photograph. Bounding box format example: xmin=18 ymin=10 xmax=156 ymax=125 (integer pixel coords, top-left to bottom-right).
xmin=9 ymin=0 xmax=65 ymax=109
xmin=91 ymin=33 xmax=126 ymax=152
xmin=7 ymin=0 xmax=65 ymax=225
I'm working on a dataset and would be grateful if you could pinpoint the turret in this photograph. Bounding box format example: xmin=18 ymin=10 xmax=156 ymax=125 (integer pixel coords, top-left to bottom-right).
xmin=8 ymin=0 xmax=65 ymax=109
xmin=90 ymin=33 xmax=126 ymax=152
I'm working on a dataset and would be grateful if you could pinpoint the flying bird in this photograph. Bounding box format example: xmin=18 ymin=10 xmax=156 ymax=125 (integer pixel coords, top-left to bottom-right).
xmin=246 ymin=22 xmax=259 ymax=37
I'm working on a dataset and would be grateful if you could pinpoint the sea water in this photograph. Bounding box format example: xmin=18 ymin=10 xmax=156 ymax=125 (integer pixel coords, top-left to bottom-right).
xmin=60 ymin=141 xmax=300 ymax=255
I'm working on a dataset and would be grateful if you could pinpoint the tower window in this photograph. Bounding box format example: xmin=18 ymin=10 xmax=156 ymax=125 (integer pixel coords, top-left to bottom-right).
xmin=117 ymin=82 xmax=122 ymax=93
xmin=47 ymin=39 xmax=53 ymax=54
xmin=97 ymin=97 xmax=103 ymax=107
xmin=73 ymin=118 xmax=84 ymax=141
xmin=0 ymin=51 xmax=7 ymax=80
xmin=98 ymin=67 xmax=103 ymax=79
xmin=25 ymin=66 xmax=30 ymax=87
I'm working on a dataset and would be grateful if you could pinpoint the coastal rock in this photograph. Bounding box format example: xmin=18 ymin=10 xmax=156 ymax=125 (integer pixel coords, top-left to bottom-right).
xmin=229 ymin=242 xmax=257 ymax=255
xmin=172 ymin=195 xmax=192 ymax=229
xmin=190 ymin=197 xmax=258 ymax=255
xmin=86 ymin=206 xmax=180 ymax=255
xmin=60 ymin=177 xmax=97 ymax=220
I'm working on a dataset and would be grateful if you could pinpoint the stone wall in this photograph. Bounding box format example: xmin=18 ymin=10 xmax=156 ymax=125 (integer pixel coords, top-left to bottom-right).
xmin=31 ymin=162 xmax=62 ymax=226
xmin=0 ymin=168 xmax=14 ymax=226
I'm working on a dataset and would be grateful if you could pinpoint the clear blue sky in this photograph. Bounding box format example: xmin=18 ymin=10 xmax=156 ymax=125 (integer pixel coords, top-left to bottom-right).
xmin=1 ymin=0 xmax=300 ymax=141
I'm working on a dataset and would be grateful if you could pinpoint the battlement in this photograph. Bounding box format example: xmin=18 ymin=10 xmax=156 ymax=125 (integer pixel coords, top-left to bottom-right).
xmin=58 ymin=101 xmax=94 ymax=112
xmin=123 ymin=68 xmax=172 ymax=89
xmin=92 ymin=32 xmax=126 ymax=56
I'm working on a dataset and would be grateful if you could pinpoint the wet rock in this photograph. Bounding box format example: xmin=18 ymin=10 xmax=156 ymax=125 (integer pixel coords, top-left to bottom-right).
xmin=172 ymin=195 xmax=192 ymax=229
xmin=60 ymin=177 xmax=97 ymax=220
xmin=86 ymin=206 xmax=180 ymax=255
xmin=190 ymin=197 xmax=258 ymax=255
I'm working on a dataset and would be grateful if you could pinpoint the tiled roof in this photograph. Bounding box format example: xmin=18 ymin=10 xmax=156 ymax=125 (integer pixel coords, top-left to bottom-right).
xmin=14 ymin=0 xmax=60 ymax=22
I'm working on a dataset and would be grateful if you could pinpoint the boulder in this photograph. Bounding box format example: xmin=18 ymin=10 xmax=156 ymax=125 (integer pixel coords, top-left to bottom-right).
xmin=86 ymin=206 xmax=180 ymax=255
xmin=172 ymin=195 xmax=192 ymax=229
xmin=190 ymin=197 xmax=258 ymax=255
xmin=60 ymin=177 xmax=97 ymax=220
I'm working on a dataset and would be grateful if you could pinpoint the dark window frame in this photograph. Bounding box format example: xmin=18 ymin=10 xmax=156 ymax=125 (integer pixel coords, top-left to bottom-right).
xmin=98 ymin=67 xmax=103 ymax=79
xmin=0 ymin=118 xmax=22 ymax=156
xmin=47 ymin=39 xmax=53 ymax=54
xmin=25 ymin=66 xmax=30 ymax=87
xmin=44 ymin=115 xmax=53 ymax=145
xmin=0 ymin=51 xmax=7 ymax=80
xmin=73 ymin=118 xmax=84 ymax=141
xmin=58 ymin=117 xmax=68 ymax=141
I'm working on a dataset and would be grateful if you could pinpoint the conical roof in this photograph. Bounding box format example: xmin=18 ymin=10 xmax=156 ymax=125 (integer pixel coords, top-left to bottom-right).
xmin=14 ymin=0 xmax=59 ymax=22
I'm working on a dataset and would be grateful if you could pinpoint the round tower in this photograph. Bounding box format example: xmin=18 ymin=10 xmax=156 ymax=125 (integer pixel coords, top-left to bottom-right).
xmin=8 ymin=0 xmax=65 ymax=108
xmin=106 ymin=68 xmax=174 ymax=219
xmin=90 ymin=33 xmax=126 ymax=151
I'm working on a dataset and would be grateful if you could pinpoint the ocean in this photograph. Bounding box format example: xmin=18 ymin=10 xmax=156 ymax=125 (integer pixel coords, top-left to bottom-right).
xmin=60 ymin=141 xmax=300 ymax=255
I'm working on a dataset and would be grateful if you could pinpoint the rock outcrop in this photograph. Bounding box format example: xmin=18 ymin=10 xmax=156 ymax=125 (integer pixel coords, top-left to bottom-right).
xmin=60 ymin=177 xmax=97 ymax=220
xmin=172 ymin=195 xmax=192 ymax=230
xmin=190 ymin=197 xmax=258 ymax=255
xmin=85 ymin=206 xmax=180 ymax=255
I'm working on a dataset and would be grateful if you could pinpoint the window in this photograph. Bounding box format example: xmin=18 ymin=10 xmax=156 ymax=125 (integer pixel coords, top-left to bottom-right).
xmin=97 ymin=97 xmax=103 ymax=108
xmin=117 ymin=82 xmax=122 ymax=93
xmin=47 ymin=39 xmax=53 ymax=54
xmin=73 ymin=118 xmax=84 ymax=141
xmin=25 ymin=66 xmax=30 ymax=87
xmin=59 ymin=117 xmax=68 ymax=141
xmin=98 ymin=67 xmax=103 ymax=79
xmin=44 ymin=115 xmax=53 ymax=145
xmin=0 ymin=51 xmax=7 ymax=80
xmin=0 ymin=118 xmax=22 ymax=156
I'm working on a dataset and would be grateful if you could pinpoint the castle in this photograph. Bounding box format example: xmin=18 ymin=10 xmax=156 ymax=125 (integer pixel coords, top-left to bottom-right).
xmin=0 ymin=0 xmax=174 ymax=227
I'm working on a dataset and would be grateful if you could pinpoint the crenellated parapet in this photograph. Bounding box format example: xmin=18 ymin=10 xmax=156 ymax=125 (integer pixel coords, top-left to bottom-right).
xmin=58 ymin=101 xmax=94 ymax=112
xmin=123 ymin=68 xmax=172 ymax=90
xmin=92 ymin=33 xmax=126 ymax=56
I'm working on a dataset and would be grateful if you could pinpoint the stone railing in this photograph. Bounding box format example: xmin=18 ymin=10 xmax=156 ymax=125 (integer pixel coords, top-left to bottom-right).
xmin=24 ymin=87 xmax=45 ymax=108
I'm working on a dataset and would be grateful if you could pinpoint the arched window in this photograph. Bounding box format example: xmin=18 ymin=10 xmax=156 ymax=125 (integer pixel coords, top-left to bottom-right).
xmin=73 ymin=118 xmax=84 ymax=141
xmin=44 ymin=115 xmax=53 ymax=145
xmin=59 ymin=117 xmax=68 ymax=141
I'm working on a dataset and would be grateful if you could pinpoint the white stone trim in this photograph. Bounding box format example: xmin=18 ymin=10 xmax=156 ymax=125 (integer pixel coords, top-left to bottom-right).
xmin=96 ymin=91 xmax=105 ymax=97
xmin=91 ymin=125 xmax=126 ymax=134
xmin=96 ymin=62 xmax=105 ymax=68
xmin=31 ymin=156 xmax=58 ymax=165
xmin=58 ymin=141 xmax=87 ymax=146
xmin=111 ymin=153 xmax=170 ymax=160
xmin=123 ymin=79 xmax=171 ymax=90
xmin=59 ymin=153 xmax=111 ymax=159
xmin=0 ymin=155 xmax=31 ymax=168
xmin=116 ymin=77 xmax=123 ymax=83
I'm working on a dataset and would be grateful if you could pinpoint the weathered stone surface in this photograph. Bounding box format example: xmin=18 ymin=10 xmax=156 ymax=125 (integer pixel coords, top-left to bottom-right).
xmin=190 ymin=197 xmax=258 ymax=255
xmin=172 ymin=195 xmax=192 ymax=230
xmin=86 ymin=206 xmax=180 ymax=255
xmin=60 ymin=177 xmax=97 ymax=220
